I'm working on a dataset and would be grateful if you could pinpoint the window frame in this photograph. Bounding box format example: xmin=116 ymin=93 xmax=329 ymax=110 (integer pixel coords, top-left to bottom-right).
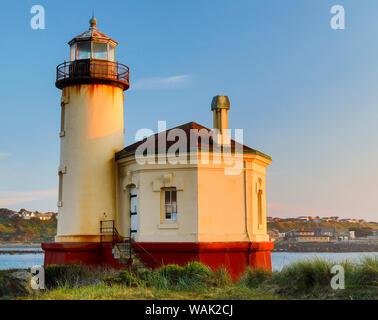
xmin=92 ymin=42 xmax=108 ymax=60
xmin=162 ymin=188 xmax=178 ymax=223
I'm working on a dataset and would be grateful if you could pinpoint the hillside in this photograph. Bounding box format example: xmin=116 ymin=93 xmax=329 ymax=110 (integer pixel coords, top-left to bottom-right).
xmin=268 ymin=220 xmax=378 ymax=237
xmin=1 ymin=206 xmax=377 ymax=242
xmin=0 ymin=208 xmax=56 ymax=242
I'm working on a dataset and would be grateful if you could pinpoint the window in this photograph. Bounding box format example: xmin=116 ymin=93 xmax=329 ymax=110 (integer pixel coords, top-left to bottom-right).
xmin=60 ymin=103 xmax=66 ymax=136
xmin=164 ymin=189 xmax=177 ymax=221
xmin=70 ymin=44 xmax=76 ymax=61
xmin=58 ymin=172 xmax=63 ymax=207
xmin=93 ymin=42 xmax=108 ymax=60
xmin=77 ymin=42 xmax=91 ymax=59
xmin=109 ymin=45 xmax=115 ymax=62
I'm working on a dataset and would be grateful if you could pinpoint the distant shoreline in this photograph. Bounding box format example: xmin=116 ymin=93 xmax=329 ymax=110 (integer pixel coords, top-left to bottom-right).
xmin=273 ymin=240 xmax=378 ymax=252
xmin=1 ymin=241 xmax=378 ymax=253
xmin=0 ymin=242 xmax=41 ymax=248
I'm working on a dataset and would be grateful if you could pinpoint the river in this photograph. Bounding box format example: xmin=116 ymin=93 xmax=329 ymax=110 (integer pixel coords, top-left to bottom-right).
xmin=0 ymin=249 xmax=376 ymax=271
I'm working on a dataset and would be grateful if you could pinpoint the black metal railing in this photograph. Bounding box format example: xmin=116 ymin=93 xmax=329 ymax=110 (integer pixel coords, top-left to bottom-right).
xmin=100 ymin=220 xmax=160 ymax=271
xmin=56 ymin=59 xmax=129 ymax=86
xmin=100 ymin=219 xmax=121 ymax=243
xmin=114 ymin=238 xmax=132 ymax=262
xmin=130 ymin=237 xmax=160 ymax=271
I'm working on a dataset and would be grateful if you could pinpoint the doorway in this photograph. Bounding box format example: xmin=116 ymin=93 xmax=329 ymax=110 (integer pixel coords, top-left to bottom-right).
xmin=130 ymin=187 xmax=138 ymax=238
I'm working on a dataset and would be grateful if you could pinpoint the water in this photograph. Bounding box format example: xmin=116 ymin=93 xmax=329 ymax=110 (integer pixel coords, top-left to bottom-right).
xmin=0 ymin=253 xmax=44 ymax=270
xmin=0 ymin=250 xmax=376 ymax=271
xmin=271 ymin=252 xmax=377 ymax=271
xmin=0 ymin=247 xmax=43 ymax=252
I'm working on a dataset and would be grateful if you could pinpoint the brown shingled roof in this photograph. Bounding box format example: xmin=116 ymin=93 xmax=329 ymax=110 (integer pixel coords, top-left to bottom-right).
xmin=115 ymin=121 xmax=271 ymax=161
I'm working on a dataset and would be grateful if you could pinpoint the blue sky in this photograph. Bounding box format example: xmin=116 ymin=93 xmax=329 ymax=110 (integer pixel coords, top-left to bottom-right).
xmin=0 ymin=1 xmax=377 ymax=220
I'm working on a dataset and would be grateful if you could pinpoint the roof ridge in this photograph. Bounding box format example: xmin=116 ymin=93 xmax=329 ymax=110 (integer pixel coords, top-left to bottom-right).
xmin=115 ymin=121 xmax=272 ymax=162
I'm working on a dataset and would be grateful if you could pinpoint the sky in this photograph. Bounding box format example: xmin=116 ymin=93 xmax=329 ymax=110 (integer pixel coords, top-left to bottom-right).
xmin=0 ymin=0 xmax=377 ymax=221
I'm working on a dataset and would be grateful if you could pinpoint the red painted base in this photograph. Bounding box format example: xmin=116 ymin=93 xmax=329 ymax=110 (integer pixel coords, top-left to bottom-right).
xmin=133 ymin=242 xmax=274 ymax=281
xmin=41 ymin=242 xmax=130 ymax=269
xmin=42 ymin=241 xmax=273 ymax=280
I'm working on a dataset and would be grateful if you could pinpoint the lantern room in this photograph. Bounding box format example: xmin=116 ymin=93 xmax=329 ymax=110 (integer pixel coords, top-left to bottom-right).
xmin=55 ymin=16 xmax=129 ymax=91
xmin=68 ymin=16 xmax=117 ymax=62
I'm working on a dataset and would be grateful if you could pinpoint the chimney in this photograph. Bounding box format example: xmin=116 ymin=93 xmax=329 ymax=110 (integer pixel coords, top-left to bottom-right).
xmin=211 ymin=95 xmax=230 ymax=145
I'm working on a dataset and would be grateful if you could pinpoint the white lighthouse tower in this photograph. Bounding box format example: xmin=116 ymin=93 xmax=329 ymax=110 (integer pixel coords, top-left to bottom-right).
xmin=43 ymin=17 xmax=130 ymax=265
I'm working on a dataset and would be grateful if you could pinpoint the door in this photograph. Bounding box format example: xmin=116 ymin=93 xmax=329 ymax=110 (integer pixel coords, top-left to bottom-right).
xmin=130 ymin=187 xmax=138 ymax=238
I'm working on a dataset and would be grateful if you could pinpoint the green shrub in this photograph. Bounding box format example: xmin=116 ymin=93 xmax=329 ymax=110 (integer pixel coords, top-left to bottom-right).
xmin=45 ymin=264 xmax=114 ymax=289
xmin=138 ymin=262 xmax=216 ymax=290
xmin=157 ymin=264 xmax=185 ymax=285
xmin=353 ymin=256 xmax=378 ymax=287
xmin=276 ymin=258 xmax=333 ymax=297
xmin=136 ymin=269 xmax=153 ymax=283
xmin=239 ymin=267 xmax=273 ymax=288
xmin=183 ymin=261 xmax=213 ymax=285
xmin=103 ymin=270 xmax=138 ymax=287
xmin=45 ymin=264 xmax=89 ymax=289
xmin=339 ymin=255 xmax=378 ymax=299
xmin=210 ymin=268 xmax=233 ymax=287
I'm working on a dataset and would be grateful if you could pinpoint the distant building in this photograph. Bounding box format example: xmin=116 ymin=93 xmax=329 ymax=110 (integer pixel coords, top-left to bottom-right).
xmin=340 ymin=219 xmax=359 ymax=223
xmin=285 ymin=229 xmax=330 ymax=242
xmin=278 ymin=232 xmax=286 ymax=240
xmin=314 ymin=228 xmax=335 ymax=238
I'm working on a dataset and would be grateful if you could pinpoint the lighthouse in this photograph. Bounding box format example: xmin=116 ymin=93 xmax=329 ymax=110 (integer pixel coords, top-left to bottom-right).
xmin=43 ymin=17 xmax=273 ymax=277
xmin=43 ymin=17 xmax=130 ymax=266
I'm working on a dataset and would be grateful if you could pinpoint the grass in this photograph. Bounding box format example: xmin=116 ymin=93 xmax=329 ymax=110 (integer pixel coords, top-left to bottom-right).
xmin=8 ymin=255 xmax=378 ymax=300
xmin=238 ymin=256 xmax=378 ymax=299
xmin=26 ymin=283 xmax=280 ymax=300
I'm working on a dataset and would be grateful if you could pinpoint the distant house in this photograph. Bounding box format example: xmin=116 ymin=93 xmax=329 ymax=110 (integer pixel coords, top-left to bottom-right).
xmin=268 ymin=229 xmax=279 ymax=242
xmin=285 ymin=229 xmax=330 ymax=242
xmin=297 ymin=216 xmax=310 ymax=222
xmin=295 ymin=236 xmax=330 ymax=242
xmin=38 ymin=213 xmax=51 ymax=221
xmin=286 ymin=230 xmax=315 ymax=237
xmin=18 ymin=210 xmax=57 ymax=220
xmin=340 ymin=219 xmax=358 ymax=223
xmin=278 ymin=232 xmax=286 ymax=240
xmin=315 ymin=228 xmax=335 ymax=238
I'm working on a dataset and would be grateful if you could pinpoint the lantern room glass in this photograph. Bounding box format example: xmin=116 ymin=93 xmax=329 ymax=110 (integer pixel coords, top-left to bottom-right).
xmin=71 ymin=41 xmax=116 ymax=61
xmin=70 ymin=44 xmax=76 ymax=61
xmin=109 ymin=45 xmax=115 ymax=62
xmin=77 ymin=42 xmax=91 ymax=59
xmin=93 ymin=42 xmax=108 ymax=60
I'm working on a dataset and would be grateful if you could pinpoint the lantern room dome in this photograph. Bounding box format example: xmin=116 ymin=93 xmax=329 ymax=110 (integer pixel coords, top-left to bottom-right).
xmin=68 ymin=17 xmax=118 ymax=47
